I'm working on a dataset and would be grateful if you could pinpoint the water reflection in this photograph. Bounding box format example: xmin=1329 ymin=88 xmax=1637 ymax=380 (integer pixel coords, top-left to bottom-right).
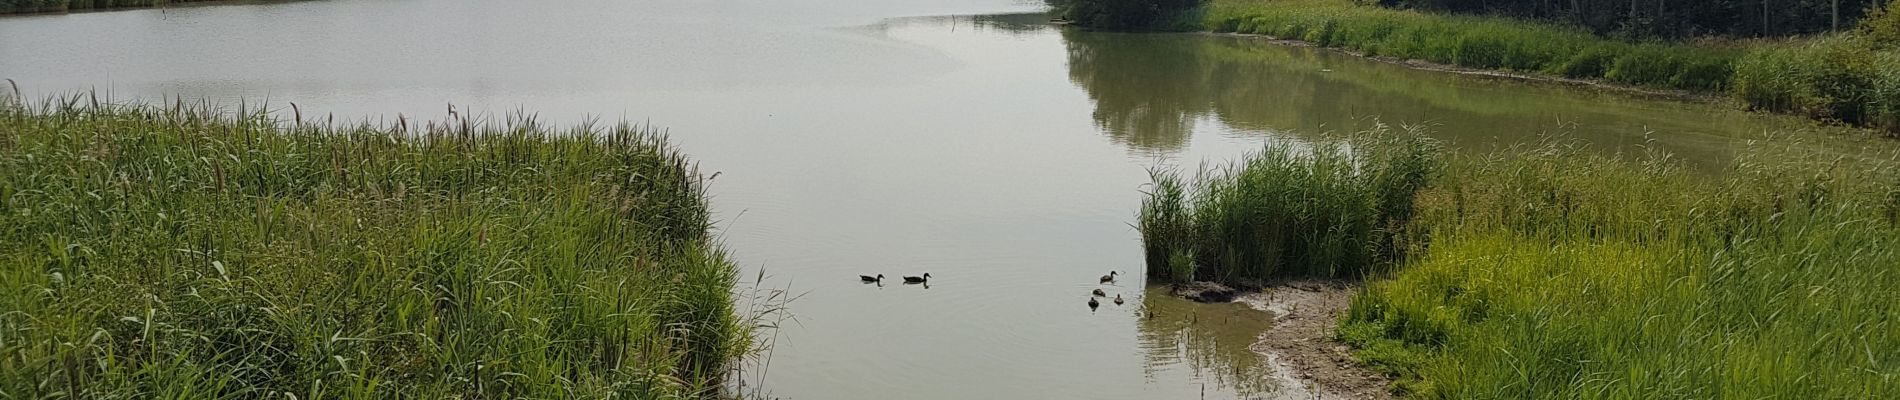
xmin=1064 ymin=32 xmax=1209 ymax=153
xmin=1059 ymin=28 xmax=1831 ymax=166
xmin=1136 ymin=286 xmax=1279 ymax=398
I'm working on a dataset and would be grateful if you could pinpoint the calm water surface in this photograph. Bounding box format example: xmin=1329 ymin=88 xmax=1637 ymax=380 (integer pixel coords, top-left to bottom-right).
xmin=0 ymin=2 xmax=1826 ymax=398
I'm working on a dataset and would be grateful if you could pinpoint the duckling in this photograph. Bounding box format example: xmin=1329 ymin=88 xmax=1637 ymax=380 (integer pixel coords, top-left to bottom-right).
xmin=1100 ymin=271 xmax=1118 ymax=283
xmin=1113 ymin=294 xmax=1125 ymax=305
xmin=860 ymin=274 xmax=884 ymax=283
xmin=903 ymin=273 xmax=931 ymax=284
xmin=1092 ymin=288 xmax=1106 ymax=297
xmin=1088 ymin=297 xmax=1100 ymax=310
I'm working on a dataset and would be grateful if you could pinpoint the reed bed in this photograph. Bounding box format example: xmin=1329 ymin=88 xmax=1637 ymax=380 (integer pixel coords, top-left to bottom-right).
xmin=0 ymin=96 xmax=753 ymax=399
xmin=1202 ymin=0 xmax=1746 ymax=91
xmin=1138 ymin=127 xmax=1438 ymax=282
xmin=1140 ymin=123 xmax=1900 ymax=397
xmin=1198 ymin=0 xmax=1900 ymax=134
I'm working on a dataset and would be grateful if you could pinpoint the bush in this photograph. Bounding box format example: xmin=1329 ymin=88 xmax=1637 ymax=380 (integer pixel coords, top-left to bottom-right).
xmin=1858 ymin=1 xmax=1900 ymax=46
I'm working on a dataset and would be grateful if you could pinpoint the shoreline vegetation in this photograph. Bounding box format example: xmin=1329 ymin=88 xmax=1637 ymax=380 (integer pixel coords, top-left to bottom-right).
xmin=1 ymin=0 xmax=225 ymax=14
xmin=1138 ymin=124 xmax=1900 ymax=397
xmin=1051 ymin=0 xmax=1900 ymax=136
xmin=0 ymin=94 xmax=757 ymax=398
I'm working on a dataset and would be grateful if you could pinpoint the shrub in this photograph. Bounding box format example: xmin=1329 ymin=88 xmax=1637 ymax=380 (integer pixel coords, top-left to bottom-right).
xmin=1859 ymin=1 xmax=1900 ymax=47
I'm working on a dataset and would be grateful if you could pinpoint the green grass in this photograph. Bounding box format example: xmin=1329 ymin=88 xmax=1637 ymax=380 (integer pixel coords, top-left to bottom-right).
xmin=1138 ymin=128 xmax=1437 ymax=282
xmin=1202 ymin=0 xmax=1745 ymax=92
xmin=1732 ymin=35 xmax=1900 ymax=135
xmin=1340 ymin=139 xmax=1900 ymax=398
xmin=0 ymin=95 xmax=754 ymax=399
xmin=1140 ymin=124 xmax=1900 ymax=397
xmin=1197 ymin=0 xmax=1900 ymax=135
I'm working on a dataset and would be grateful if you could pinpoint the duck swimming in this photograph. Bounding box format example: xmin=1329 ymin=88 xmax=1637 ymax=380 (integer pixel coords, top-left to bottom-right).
xmin=1088 ymin=297 xmax=1100 ymax=310
xmin=903 ymin=273 xmax=931 ymax=284
xmin=1092 ymin=288 xmax=1106 ymax=297
xmin=1113 ymin=294 xmax=1125 ymax=305
xmin=1100 ymin=271 xmax=1118 ymax=283
xmin=860 ymin=274 xmax=884 ymax=283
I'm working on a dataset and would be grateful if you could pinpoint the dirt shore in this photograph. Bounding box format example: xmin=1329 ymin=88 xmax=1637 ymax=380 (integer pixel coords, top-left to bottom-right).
xmin=1230 ymin=280 xmax=1392 ymax=399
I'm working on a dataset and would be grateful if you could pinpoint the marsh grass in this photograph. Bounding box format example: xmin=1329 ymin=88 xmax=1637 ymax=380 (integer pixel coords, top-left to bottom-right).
xmin=1203 ymin=0 xmax=1900 ymax=134
xmin=0 ymin=96 xmax=755 ymax=398
xmin=1337 ymin=138 xmax=1900 ymax=397
xmin=1732 ymin=35 xmax=1900 ymax=136
xmin=1138 ymin=125 xmax=1438 ymax=282
xmin=1202 ymin=0 xmax=1746 ymax=92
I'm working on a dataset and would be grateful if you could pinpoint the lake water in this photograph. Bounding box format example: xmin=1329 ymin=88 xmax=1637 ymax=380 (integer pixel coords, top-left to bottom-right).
xmin=0 ymin=1 xmax=1828 ymax=398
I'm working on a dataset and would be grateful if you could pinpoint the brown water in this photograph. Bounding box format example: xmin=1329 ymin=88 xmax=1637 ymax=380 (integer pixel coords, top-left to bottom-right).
xmin=0 ymin=2 xmax=1835 ymax=399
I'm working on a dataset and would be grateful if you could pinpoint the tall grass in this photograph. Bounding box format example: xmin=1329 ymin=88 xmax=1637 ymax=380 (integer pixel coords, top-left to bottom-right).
xmin=1336 ymin=139 xmax=1900 ymax=397
xmin=1732 ymin=35 xmax=1900 ymax=136
xmin=1201 ymin=0 xmax=1746 ymax=92
xmin=0 ymin=96 xmax=754 ymax=398
xmin=1197 ymin=0 xmax=1900 ymax=134
xmin=1138 ymin=126 xmax=1438 ymax=282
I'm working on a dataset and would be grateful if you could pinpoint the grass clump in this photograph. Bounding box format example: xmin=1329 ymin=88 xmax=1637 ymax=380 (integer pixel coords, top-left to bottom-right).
xmin=1338 ymin=139 xmax=1900 ymax=398
xmin=1138 ymin=126 xmax=1438 ymax=283
xmin=0 ymin=96 xmax=754 ymax=399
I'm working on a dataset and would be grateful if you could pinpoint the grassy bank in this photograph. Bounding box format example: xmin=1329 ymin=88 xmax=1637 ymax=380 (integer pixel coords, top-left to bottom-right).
xmin=1139 ymin=127 xmax=1900 ymax=397
xmin=0 ymin=96 xmax=753 ymax=398
xmin=1 ymin=0 xmax=222 ymax=14
xmin=1199 ymin=0 xmax=1900 ymax=135
xmin=1204 ymin=0 xmax=1743 ymax=90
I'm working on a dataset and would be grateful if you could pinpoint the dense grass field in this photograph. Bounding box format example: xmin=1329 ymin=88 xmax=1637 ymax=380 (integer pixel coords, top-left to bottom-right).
xmin=1139 ymin=127 xmax=1900 ymax=397
xmin=0 ymin=95 xmax=753 ymax=398
xmin=1196 ymin=0 xmax=1900 ymax=135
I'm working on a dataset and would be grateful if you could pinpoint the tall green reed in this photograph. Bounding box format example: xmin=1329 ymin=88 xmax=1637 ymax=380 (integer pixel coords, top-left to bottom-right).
xmin=1139 ymin=125 xmax=1438 ymax=283
xmin=0 ymin=95 xmax=756 ymax=399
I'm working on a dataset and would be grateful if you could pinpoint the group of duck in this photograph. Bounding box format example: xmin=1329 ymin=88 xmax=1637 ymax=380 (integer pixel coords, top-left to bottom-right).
xmin=857 ymin=270 xmax=1127 ymax=310
xmin=859 ymin=273 xmax=929 ymax=285
xmin=1088 ymin=271 xmax=1124 ymax=310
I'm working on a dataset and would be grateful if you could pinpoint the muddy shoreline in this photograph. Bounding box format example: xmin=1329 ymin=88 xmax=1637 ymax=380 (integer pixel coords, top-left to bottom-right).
xmin=1173 ymin=280 xmax=1392 ymax=399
